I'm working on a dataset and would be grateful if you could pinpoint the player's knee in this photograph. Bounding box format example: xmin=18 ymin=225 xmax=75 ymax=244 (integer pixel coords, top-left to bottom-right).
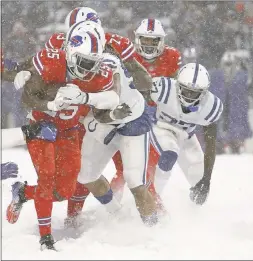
xmin=158 ymin=150 xmax=178 ymax=172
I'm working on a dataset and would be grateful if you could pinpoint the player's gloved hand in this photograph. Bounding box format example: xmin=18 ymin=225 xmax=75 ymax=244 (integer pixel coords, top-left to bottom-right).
xmin=4 ymin=58 xmax=18 ymax=71
xmin=189 ymin=175 xmax=211 ymax=205
xmin=1 ymin=162 xmax=18 ymax=180
xmin=14 ymin=71 xmax=31 ymax=90
xmin=57 ymin=84 xmax=88 ymax=104
xmin=47 ymin=92 xmax=71 ymax=111
xmin=21 ymin=121 xmax=58 ymax=142
xmin=110 ymin=103 xmax=132 ymax=120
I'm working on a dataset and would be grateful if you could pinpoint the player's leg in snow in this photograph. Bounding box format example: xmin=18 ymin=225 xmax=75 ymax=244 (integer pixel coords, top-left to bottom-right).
xmin=149 ymin=126 xmax=180 ymax=215
xmin=39 ymin=234 xmax=56 ymax=251
xmin=77 ymin=131 xmax=122 ymax=216
xmin=65 ymin=182 xmax=90 ymax=228
xmin=25 ymin=138 xmax=58 ymax=249
xmin=110 ymin=151 xmax=126 ymax=202
xmin=145 ymin=143 xmax=168 ymax=215
xmin=6 ymin=181 xmax=28 ymax=223
xmin=120 ymin=133 xmax=158 ymax=226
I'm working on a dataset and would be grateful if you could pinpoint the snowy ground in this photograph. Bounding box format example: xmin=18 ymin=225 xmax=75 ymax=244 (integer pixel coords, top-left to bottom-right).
xmin=1 ymin=147 xmax=253 ymax=260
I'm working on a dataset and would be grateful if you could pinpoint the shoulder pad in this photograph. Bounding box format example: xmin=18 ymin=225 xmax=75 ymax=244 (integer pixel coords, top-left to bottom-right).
xmin=151 ymin=77 xmax=173 ymax=104
xmin=45 ymin=32 xmax=65 ymax=49
xmin=32 ymin=48 xmax=66 ymax=83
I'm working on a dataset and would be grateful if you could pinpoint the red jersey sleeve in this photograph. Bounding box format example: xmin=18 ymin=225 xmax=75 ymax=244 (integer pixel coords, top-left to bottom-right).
xmin=72 ymin=64 xmax=114 ymax=93
xmin=105 ymin=33 xmax=135 ymax=62
xmin=45 ymin=32 xmax=66 ymax=50
xmin=32 ymin=48 xmax=67 ymax=83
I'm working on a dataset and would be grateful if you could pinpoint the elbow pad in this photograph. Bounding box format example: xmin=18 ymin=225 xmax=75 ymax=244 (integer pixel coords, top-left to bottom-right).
xmin=87 ymin=91 xmax=120 ymax=110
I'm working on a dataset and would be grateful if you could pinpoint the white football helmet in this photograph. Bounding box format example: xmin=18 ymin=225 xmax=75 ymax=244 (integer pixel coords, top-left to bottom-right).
xmin=134 ymin=18 xmax=166 ymax=60
xmin=65 ymin=20 xmax=106 ymax=49
xmin=65 ymin=7 xmax=101 ymax=30
xmin=65 ymin=30 xmax=104 ymax=81
xmin=177 ymin=63 xmax=210 ymax=109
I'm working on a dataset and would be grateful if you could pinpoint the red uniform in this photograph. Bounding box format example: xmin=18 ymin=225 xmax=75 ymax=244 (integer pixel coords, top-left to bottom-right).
xmin=135 ymin=46 xmax=181 ymax=77
xmin=22 ymin=48 xmax=113 ymax=237
xmin=105 ymin=32 xmax=135 ymax=62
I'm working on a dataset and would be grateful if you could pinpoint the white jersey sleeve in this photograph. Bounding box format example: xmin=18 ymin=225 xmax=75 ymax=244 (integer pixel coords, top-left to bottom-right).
xmin=101 ymin=53 xmax=145 ymax=125
xmin=199 ymin=92 xmax=223 ymax=126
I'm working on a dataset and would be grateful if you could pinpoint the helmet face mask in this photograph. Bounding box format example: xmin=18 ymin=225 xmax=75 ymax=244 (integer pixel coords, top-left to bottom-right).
xmin=65 ymin=31 xmax=103 ymax=82
xmin=135 ymin=19 xmax=166 ymax=60
xmin=139 ymin=35 xmax=162 ymax=56
xmin=178 ymin=82 xmax=206 ymax=106
xmin=69 ymin=52 xmax=102 ymax=81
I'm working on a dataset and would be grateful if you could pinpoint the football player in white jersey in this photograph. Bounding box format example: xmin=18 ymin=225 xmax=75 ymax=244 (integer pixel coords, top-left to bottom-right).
xmin=59 ymin=45 xmax=157 ymax=226
xmin=150 ymin=63 xmax=223 ymax=206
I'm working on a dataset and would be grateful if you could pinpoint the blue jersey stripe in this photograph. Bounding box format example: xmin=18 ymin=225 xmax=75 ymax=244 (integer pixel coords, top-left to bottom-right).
xmin=205 ymin=96 xmax=218 ymax=121
xmin=158 ymin=78 xmax=165 ymax=102
xmin=163 ymin=78 xmax=171 ymax=104
xmin=210 ymin=100 xmax=223 ymax=123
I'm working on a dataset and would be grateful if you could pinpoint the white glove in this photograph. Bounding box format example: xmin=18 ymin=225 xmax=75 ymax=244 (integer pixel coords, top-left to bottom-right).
xmin=47 ymin=92 xmax=71 ymax=111
xmin=14 ymin=71 xmax=31 ymax=90
xmin=57 ymin=83 xmax=88 ymax=104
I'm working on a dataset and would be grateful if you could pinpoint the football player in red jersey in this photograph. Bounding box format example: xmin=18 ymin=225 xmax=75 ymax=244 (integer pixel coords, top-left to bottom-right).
xmin=110 ymin=19 xmax=182 ymax=212
xmin=134 ymin=18 xmax=181 ymax=78
xmin=6 ymin=30 xmax=127 ymax=250
xmin=42 ymin=7 xmax=153 ymax=223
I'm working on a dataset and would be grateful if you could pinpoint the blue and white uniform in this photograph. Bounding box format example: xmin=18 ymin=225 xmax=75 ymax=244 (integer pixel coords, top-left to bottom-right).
xmin=79 ymin=53 xmax=151 ymax=189
xmin=150 ymin=76 xmax=223 ymax=189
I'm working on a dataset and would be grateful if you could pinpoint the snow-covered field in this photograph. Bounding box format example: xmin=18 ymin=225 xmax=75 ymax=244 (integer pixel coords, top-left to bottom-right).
xmin=2 ymin=147 xmax=253 ymax=260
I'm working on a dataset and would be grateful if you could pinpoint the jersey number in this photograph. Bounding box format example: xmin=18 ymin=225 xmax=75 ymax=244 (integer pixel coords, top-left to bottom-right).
xmin=45 ymin=105 xmax=79 ymax=120
xmin=59 ymin=105 xmax=79 ymax=120
xmin=46 ymin=49 xmax=60 ymax=59
xmin=108 ymin=34 xmax=123 ymax=45
xmin=99 ymin=64 xmax=109 ymax=78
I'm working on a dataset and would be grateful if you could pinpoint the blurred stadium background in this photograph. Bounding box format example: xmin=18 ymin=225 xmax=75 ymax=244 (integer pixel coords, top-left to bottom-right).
xmin=1 ymin=1 xmax=253 ymax=153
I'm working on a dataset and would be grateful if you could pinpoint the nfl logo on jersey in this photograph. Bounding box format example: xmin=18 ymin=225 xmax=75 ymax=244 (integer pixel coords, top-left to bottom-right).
xmin=70 ymin=35 xmax=83 ymax=47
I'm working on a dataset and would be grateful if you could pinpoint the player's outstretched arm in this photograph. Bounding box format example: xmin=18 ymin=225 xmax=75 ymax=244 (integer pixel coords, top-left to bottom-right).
xmin=190 ymin=123 xmax=217 ymax=205
xmin=203 ymin=123 xmax=217 ymax=179
xmin=124 ymin=58 xmax=152 ymax=92
xmin=92 ymin=73 xmax=129 ymax=123
xmin=21 ymin=67 xmax=65 ymax=111
xmin=2 ymin=57 xmax=33 ymax=82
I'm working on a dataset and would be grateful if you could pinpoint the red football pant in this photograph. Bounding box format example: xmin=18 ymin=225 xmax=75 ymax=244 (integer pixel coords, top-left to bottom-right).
xmin=25 ymin=129 xmax=81 ymax=237
xmin=67 ymin=124 xmax=91 ymax=218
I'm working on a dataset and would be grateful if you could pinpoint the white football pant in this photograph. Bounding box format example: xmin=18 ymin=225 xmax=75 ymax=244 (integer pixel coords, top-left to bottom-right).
xmin=78 ymin=118 xmax=150 ymax=189
xmin=150 ymin=124 xmax=204 ymax=194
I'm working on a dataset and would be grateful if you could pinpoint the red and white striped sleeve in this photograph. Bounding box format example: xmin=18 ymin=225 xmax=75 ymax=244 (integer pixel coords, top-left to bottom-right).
xmin=32 ymin=51 xmax=44 ymax=75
